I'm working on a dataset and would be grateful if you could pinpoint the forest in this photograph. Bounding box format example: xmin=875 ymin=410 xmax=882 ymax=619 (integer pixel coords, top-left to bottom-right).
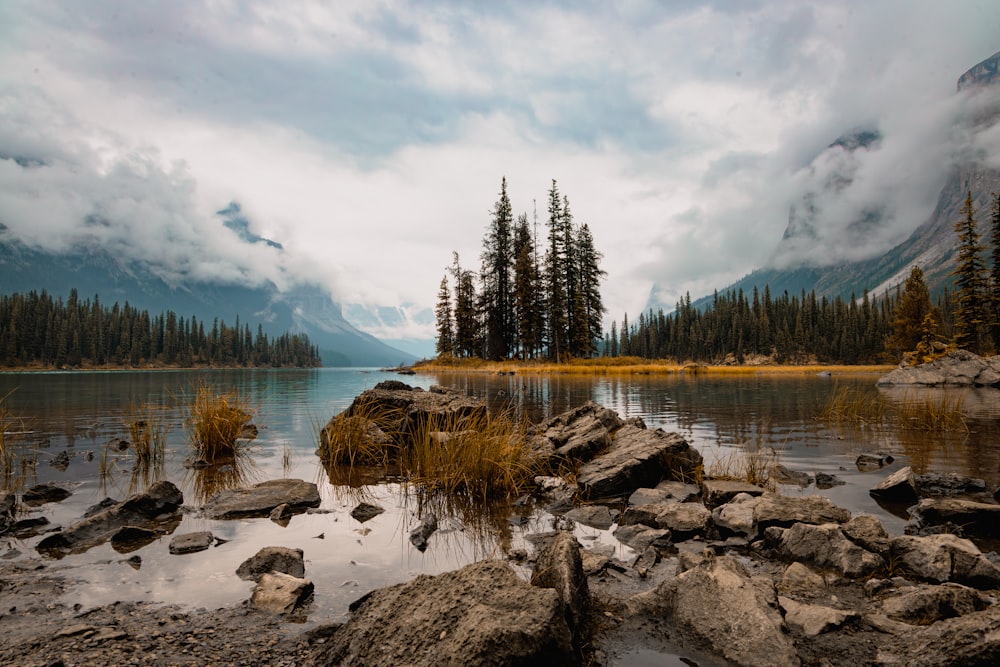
xmin=0 ymin=289 xmax=321 ymax=368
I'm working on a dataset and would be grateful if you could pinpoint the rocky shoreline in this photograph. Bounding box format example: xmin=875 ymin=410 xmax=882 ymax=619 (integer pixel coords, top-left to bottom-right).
xmin=4 ymin=381 xmax=1000 ymax=666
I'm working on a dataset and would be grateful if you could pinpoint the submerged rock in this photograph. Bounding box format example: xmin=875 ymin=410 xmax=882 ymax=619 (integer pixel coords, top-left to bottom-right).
xmin=200 ymin=479 xmax=320 ymax=520
xmin=22 ymin=483 xmax=72 ymax=506
xmin=409 ymin=513 xmax=439 ymax=551
xmin=236 ymin=546 xmax=305 ymax=582
xmin=169 ymin=531 xmax=214 ymax=555
xmin=350 ymin=502 xmax=385 ymax=523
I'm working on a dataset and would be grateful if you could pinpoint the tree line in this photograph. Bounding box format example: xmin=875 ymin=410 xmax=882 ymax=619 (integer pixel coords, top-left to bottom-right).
xmin=0 ymin=289 xmax=321 ymax=368
xmin=435 ymin=178 xmax=606 ymax=361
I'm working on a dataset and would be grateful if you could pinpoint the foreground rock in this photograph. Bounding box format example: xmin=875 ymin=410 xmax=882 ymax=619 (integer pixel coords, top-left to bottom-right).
xmin=36 ymin=481 xmax=183 ymax=555
xmin=251 ymin=572 xmax=314 ymax=614
xmin=236 ymin=546 xmax=306 ymax=581
xmin=576 ymin=425 xmax=702 ymax=498
xmin=877 ymin=349 xmax=1000 ymax=386
xmin=200 ymin=479 xmax=320 ymax=519
xmin=306 ymin=561 xmax=576 ymax=666
xmin=630 ymin=554 xmax=800 ymax=666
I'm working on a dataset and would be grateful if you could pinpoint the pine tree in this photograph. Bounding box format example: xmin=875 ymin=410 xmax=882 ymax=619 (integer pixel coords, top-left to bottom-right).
xmin=573 ymin=223 xmax=606 ymax=356
xmin=544 ymin=180 xmax=568 ymax=361
xmin=513 ymin=213 xmax=544 ymax=359
xmin=990 ymin=192 xmax=1000 ymax=349
xmin=952 ymin=190 xmax=989 ymax=353
xmin=887 ymin=266 xmax=936 ymax=360
xmin=434 ymin=274 xmax=454 ymax=357
xmin=480 ymin=177 xmax=515 ymax=360
xmin=451 ymin=253 xmax=479 ymax=358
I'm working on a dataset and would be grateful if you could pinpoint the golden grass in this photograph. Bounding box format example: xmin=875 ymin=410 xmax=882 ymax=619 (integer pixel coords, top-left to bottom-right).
xmin=819 ymin=385 xmax=968 ymax=432
xmin=401 ymin=407 xmax=540 ymax=501
xmin=0 ymin=390 xmax=32 ymax=490
xmin=317 ymin=397 xmax=401 ymax=467
xmin=122 ymin=402 xmax=169 ymax=468
xmin=703 ymin=445 xmax=779 ymax=491
xmin=414 ymin=357 xmax=893 ymax=376
xmin=185 ymin=381 xmax=258 ymax=460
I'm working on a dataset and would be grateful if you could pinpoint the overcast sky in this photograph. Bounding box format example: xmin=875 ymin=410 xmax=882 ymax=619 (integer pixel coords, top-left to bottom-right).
xmin=1 ymin=1 xmax=999 ymax=346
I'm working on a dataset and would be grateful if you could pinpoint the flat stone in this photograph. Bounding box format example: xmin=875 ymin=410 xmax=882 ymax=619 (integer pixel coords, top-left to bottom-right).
xmin=880 ymin=583 xmax=988 ymax=624
xmin=236 ymin=546 xmax=305 ymax=582
xmin=753 ymin=492 xmax=852 ymax=529
xmin=654 ymin=503 xmax=710 ymax=537
xmin=890 ymin=534 xmax=1000 ymax=588
xmin=910 ymin=498 xmax=1000 ymax=537
xmin=577 ymin=425 xmax=701 ymax=499
xmin=201 ymin=479 xmax=320 ymax=519
xmin=779 ymin=596 xmax=857 ymax=636
xmin=778 ymin=562 xmax=826 ymax=593
xmin=563 ymin=505 xmax=617 ymax=530
xmin=870 ymin=466 xmax=919 ymax=504
xmin=612 ymin=524 xmax=672 ymax=552
xmin=168 ymin=531 xmax=214 ymax=555
xmin=350 ymin=502 xmax=385 ymax=523
xmin=701 ymin=479 xmax=766 ymax=508
xmin=22 ymin=483 xmax=72 ymax=506
xmin=775 ymin=522 xmax=884 ymax=578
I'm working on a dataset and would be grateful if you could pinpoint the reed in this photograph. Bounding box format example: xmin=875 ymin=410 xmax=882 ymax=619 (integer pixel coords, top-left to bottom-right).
xmin=185 ymin=381 xmax=258 ymax=460
xmin=894 ymin=392 xmax=968 ymax=432
xmin=122 ymin=402 xmax=169 ymax=467
xmin=415 ymin=357 xmax=893 ymax=376
xmin=0 ymin=390 xmax=29 ymax=488
xmin=705 ymin=445 xmax=778 ymax=490
xmin=819 ymin=386 xmax=968 ymax=432
xmin=818 ymin=386 xmax=886 ymax=425
xmin=401 ymin=407 xmax=539 ymax=501
xmin=317 ymin=397 xmax=401 ymax=467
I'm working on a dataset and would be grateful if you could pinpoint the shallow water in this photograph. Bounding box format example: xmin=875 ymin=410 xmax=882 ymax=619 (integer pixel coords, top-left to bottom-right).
xmin=2 ymin=368 xmax=999 ymax=622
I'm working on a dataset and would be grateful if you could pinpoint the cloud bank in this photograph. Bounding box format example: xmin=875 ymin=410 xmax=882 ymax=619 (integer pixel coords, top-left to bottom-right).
xmin=0 ymin=1 xmax=999 ymax=340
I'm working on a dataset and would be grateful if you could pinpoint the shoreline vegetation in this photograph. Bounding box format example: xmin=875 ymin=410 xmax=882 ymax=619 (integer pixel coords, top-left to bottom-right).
xmin=412 ymin=356 xmax=894 ymax=375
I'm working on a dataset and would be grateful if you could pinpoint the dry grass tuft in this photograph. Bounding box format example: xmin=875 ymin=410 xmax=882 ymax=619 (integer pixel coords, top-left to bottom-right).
xmin=818 ymin=386 xmax=887 ymax=425
xmin=317 ymin=397 xmax=401 ymax=467
xmin=819 ymin=386 xmax=967 ymax=432
xmin=185 ymin=381 xmax=258 ymax=460
xmin=705 ymin=445 xmax=779 ymax=490
xmin=122 ymin=402 xmax=169 ymax=468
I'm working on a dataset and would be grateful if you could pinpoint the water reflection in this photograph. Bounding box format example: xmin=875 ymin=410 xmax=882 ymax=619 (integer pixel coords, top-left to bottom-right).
xmin=184 ymin=449 xmax=261 ymax=505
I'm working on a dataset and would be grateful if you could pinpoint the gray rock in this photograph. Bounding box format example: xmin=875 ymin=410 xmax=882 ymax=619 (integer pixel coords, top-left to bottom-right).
xmin=870 ymin=466 xmax=919 ymax=504
xmin=22 ymin=483 xmax=72 ymax=506
xmin=531 ymin=401 xmax=622 ymax=462
xmin=843 ymin=514 xmax=892 ymax=555
xmin=612 ymin=524 xmax=672 ymax=552
xmin=109 ymin=525 xmax=159 ymax=553
xmin=856 ymin=453 xmax=895 ymax=472
xmin=268 ymin=503 xmax=293 ymax=525
xmin=530 ymin=532 xmax=588 ymax=634
xmin=306 ymin=561 xmax=576 ymax=666
xmin=916 ymin=472 xmax=987 ymax=496
xmin=654 ymin=480 xmax=701 ymax=502
xmin=752 ymin=492 xmax=852 ymax=530
xmin=563 ymin=505 xmax=617 ymax=530
xmin=654 ymin=503 xmax=711 ymax=538
xmin=580 ymin=549 xmax=611 ymax=576
xmin=890 ymin=534 xmax=1000 ymax=588
xmin=618 ymin=503 xmax=673 ymax=528
xmin=236 ymin=546 xmax=306 ymax=582
xmin=577 ymin=425 xmax=702 ymax=499
xmin=880 ymin=583 xmax=988 ymax=624
xmin=876 ymin=604 xmax=1000 ymax=666
xmin=772 ymin=464 xmax=811 ymax=487
xmin=409 ymin=512 xmax=438 ymax=551
xmin=712 ymin=493 xmax=758 ymax=537
xmin=779 ymin=596 xmax=858 ymax=636
xmin=36 ymin=481 xmax=183 ymax=556
xmin=630 ymin=555 xmax=800 ymax=667
xmin=775 ymin=523 xmax=884 ymax=578
xmin=877 ymin=349 xmax=1000 ymax=387
xmin=200 ymin=479 xmax=320 ymax=519
xmin=350 ymin=502 xmax=385 ymax=523
xmin=168 ymin=531 xmax=214 ymax=555
xmin=250 ymin=571 xmax=314 ymax=614
xmin=909 ymin=497 xmax=1000 ymax=537
xmin=701 ymin=479 xmax=766 ymax=508
xmin=778 ymin=562 xmax=826 ymax=593
xmin=814 ymin=472 xmax=845 ymax=489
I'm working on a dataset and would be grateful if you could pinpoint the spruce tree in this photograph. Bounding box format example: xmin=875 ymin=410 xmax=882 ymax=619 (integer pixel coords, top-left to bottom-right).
xmin=434 ymin=275 xmax=454 ymax=357
xmin=513 ymin=213 xmax=544 ymax=359
xmin=544 ymin=180 xmax=568 ymax=361
xmin=480 ymin=177 xmax=515 ymax=360
xmin=887 ymin=266 xmax=935 ymax=360
xmin=990 ymin=192 xmax=1000 ymax=349
xmin=952 ymin=190 xmax=989 ymax=353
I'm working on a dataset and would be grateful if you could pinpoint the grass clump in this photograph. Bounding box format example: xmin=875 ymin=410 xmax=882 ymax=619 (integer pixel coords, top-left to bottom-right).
xmin=704 ymin=445 xmax=778 ymax=490
xmin=894 ymin=392 xmax=968 ymax=432
xmin=818 ymin=386 xmax=886 ymax=425
xmin=186 ymin=381 xmax=258 ymax=460
xmin=402 ymin=408 xmax=539 ymax=501
xmin=819 ymin=385 xmax=967 ymax=432
xmin=318 ymin=397 xmax=401 ymax=467
xmin=122 ymin=402 xmax=169 ymax=467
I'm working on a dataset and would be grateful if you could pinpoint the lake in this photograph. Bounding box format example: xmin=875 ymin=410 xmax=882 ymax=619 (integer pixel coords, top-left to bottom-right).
xmin=2 ymin=367 xmax=999 ymax=626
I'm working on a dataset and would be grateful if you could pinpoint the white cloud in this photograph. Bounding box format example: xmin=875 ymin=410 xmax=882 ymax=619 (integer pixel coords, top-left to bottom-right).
xmin=0 ymin=0 xmax=999 ymax=341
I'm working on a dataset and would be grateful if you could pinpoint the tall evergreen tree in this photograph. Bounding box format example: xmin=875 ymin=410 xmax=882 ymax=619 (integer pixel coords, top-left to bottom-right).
xmin=571 ymin=223 xmax=606 ymax=356
xmin=989 ymin=192 xmax=1000 ymax=349
xmin=952 ymin=190 xmax=989 ymax=353
xmin=434 ymin=275 xmax=454 ymax=357
xmin=450 ymin=253 xmax=479 ymax=358
xmin=480 ymin=177 xmax=515 ymax=360
xmin=887 ymin=266 xmax=935 ymax=360
xmin=513 ymin=212 xmax=544 ymax=359
xmin=544 ymin=180 xmax=568 ymax=361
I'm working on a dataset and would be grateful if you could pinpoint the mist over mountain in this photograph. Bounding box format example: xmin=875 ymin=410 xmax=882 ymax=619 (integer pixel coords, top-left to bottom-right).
xmin=653 ymin=49 xmax=1000 ymax=313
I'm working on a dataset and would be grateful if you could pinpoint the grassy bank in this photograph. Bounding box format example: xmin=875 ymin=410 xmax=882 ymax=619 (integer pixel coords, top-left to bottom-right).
xmin=413 ymin=357 xmax=894 ymax=376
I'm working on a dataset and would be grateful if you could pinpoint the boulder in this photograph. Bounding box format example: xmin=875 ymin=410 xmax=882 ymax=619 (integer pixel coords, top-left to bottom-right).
xmin=870 ymin=467 xmax=919 ymax=504
xmin=842 ymin=514 xmax=892 ymax=555
xmin=200 ymin=479 xmax=320 ymax=519
xmin=36 ymin=481 xmax=183 ymax=556
xmin=251 ymin=571 xmax=314 ymax=614
xmin=563 ymin=505 xmax=617 ymax=530
xmin=630 ymin=555 xmax=799 ymax=667
xmin=890 ymin=534 xmax=1000 ymax=588
xmin=654 ymin=503 xmax=711 ymax=538
xmin=772 ymin=465 xmax=811 ymax=487
xmin=877 ymin=349 xmax=1000 ymax=387
xmin=752 ymin=492 xmax=852 ymax=530
xmin=701 ymin=479 xmax=766 ymax=508
xmin=612 ymin=525 xmax=672 ymax=552
xmin=876 ymin=605 xmax=1000 ymax=666
xmin=530 ymin=401 xmax=623 ymax=462
xmin=773 ymin=523 xmax=884 ymax=578
xmin=306 ymin=561 xmax=576 ymax=667
xmin=168 ymin=531 xmax=214 ymax=555
xmin=909 ymin=498 xmax=1000 ymax=537
xmin=778 ymin=562 xmax=826 ymax=593
xmin=576 ymin=425 xmax=701 ymax=499
xmin=530 ymin=532 xmax=589 ymax=635
xmin=779 ymin=596 xmax=858 ymax=636
xmin=712 ymin=493 xmax=758 ymax=537
xmin=21 ymin=483 xmax=72 ymax=506
xmin=236 ymin=546 xmax=306 ymax=582
xmin=879 ymin=583 xmax=988 ymax=624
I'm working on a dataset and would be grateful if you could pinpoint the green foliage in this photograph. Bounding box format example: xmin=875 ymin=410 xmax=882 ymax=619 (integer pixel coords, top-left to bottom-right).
xmin=951 ymin=190 xmax=989 ymax=353
xmin=887 ymin=266 xmax=937 ymax=361
xmin=0 ymin=289 xmax=321 ymax=368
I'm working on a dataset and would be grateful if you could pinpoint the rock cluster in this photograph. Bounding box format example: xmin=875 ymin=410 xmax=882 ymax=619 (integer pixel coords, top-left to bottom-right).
xmin=877 ymin=349 xmax=1000 ymax=386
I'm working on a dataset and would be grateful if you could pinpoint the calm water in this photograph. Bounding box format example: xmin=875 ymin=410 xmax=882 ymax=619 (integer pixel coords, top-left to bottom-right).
xmin=2 ymin=368 xmax=1000 ymax=629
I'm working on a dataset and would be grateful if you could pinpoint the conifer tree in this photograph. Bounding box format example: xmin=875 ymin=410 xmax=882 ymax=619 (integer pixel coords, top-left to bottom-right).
xmin=887 ymin=266 xmax=935 ymax=360
xmin=450 ymin=253 xmax=479 ymax=357
xmin=544 ymin=180 xmax=568 ymax=361
xmin=480 ymin=177 xmax=515 ymax=360
xmin=952 ymin=190 xmax=989 ymax=353
xmin=513 ymin=213 xmax=544 ymax=359
xmin=434 ymin=275 xmax=454 ymax=357
xmin=990 ymin=192 xmax=1000 ymax=349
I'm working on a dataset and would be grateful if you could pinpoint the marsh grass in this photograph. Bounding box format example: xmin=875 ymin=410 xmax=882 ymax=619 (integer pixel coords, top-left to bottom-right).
xmin=317 ymin=398 xmax=402 ymax=467
xmin=0 ymin=390 xmax=33 ymax=490
xmin=704 ymin=444 xmax=779 ymax=490
xmin=820 ymin=385 xmax=968 ymax=432
xmin=186 ymin=381 xmax=258 ymax=460
xmin=122 ymin=402 xmax=169 ymax=468
xmin=416 ymin=357 xmax=893 ymax=376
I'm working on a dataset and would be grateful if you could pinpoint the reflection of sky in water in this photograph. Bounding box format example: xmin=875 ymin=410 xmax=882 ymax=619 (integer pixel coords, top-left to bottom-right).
xmin=3 ymin=368 xmax=1000 ymax=619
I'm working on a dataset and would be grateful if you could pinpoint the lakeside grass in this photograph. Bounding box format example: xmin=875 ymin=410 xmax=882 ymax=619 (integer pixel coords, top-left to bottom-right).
xmin=413 ymin=357 xmax=893 ymax=376
xmin=185 ymin=381 xmax=258 ymax=460
xmin=819 ymin=385 xmax=968 ymax=432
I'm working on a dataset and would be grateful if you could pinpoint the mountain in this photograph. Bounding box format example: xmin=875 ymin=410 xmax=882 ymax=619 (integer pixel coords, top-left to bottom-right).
xmin=0 ymin=225 xmax=417 ymax=368
xmin=668 ymin=49 xmax=1000 ymax=312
